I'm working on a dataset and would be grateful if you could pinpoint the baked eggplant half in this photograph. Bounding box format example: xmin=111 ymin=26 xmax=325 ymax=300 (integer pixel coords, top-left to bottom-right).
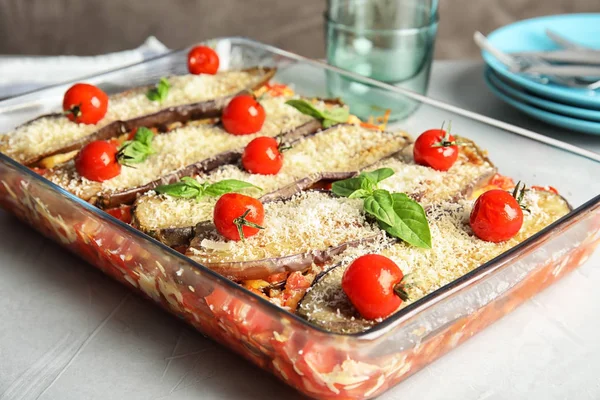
xmin=186 ymin=191 xmax=386 ymax=281
xmin=373 ymin=137 xmax=496 ymax=207
xmin=0 ymin=67 xmax=275 ymax=166
xmin=297 ymin=189 xmax=572 ymax=334
xmin=132 ymin=124 xmax=411 ymax=247
xmin=45 ymin=95 xmax=321 ymax=208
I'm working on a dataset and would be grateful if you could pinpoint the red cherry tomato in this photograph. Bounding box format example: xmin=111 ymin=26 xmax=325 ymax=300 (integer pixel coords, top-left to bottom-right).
xmin=222 ymin=95 xmax=266 ymax=135
xmin=470 ymin=189 xmax=524 ymax=242
xmin=242 ymin=136 xmax=283 ymax=175
xmin=63 ymin=83 xmax=109 ymax=125
xmin=413 ymin=128 xmax=459 ymax=171
xmin=342 ymin=254 xmax=405 ymax=320
xmin=105 ymin=205 xmax=132 ymax=224
xmin=213 ymin=193 xmax=265 ymax=241
xmin=187 ymin=45 xmax=219 ymax=75
xmin=75 ymin=140 xmax=121 ymax=182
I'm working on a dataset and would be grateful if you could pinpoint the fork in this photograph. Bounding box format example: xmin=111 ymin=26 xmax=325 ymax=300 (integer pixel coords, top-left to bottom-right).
xmin=474 ymin=32 xmax=600 ymax=90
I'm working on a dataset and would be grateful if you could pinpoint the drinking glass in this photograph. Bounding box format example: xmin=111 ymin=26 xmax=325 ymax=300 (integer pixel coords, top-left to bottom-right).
xmin=325 ymin=0 xmax=439 ymax=120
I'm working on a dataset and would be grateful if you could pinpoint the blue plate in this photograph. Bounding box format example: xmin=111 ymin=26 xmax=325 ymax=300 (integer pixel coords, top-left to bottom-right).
xmin=482 ymin=14 xmax=600 ymax=110
xmin=487 ymin=70 xmax=600 ymax=122
xmin=484 ymin=68 xmax=600 ymax=135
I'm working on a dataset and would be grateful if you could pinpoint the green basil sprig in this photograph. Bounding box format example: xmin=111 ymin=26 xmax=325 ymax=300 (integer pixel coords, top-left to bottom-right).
xmin=332 ymin=168 xmax=432 ymax=248
xmin=146 ymin=77 xmax=170 ymax=103
xmin=156 ymin=177 xmax=261 ymax=200
xmin=117 ymin=127 xmax=156 ymax=166
xmin=285 ymin=99 xmax=349 ymax=128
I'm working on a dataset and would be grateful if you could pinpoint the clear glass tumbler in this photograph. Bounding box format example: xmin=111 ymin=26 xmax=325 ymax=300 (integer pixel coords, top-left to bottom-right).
xmin=325 ymin=0 xmax=439 ymax=120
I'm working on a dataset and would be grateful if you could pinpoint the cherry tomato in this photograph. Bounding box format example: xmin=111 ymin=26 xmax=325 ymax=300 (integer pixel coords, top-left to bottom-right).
xmin=222 ymin=95 xmax=266 ymax=135
xmin=342 ymin=254 xmax=405 ymax=320
xmin=413 ymin=128 xmax=459 ymax=171
xmin=187 ymin=45 xmax=219 ymax=75
xmin=242 ymin=136 xmax=283 ymax=175
xmin=63 ymin=83 xmax=109 ymax=125
xmin=470 ymin=189 xmax=524 ymax=242
xmin=213 ymin=193 xmax=264 ymax=241
xmin=75 ymin=140 xmax=121 ymax=182
xmin=105 ymin=205 xmax=132 ymax=224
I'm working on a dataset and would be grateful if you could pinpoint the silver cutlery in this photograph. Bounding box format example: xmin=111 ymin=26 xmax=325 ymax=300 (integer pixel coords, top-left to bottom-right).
xmin=520 ymin=64 xmax=600 ymax=78
xmin=511 ymin=50 xmax=600 ymax=65
xmin=545 ymin=28 xmax=598 ymax=52
xmin=474 ymin=31 xmax=600 ymax=90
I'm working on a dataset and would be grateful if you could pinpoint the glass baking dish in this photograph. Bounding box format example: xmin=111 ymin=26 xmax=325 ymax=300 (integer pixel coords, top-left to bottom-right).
xmin=0 ymin=37 xmax=599 ymax=399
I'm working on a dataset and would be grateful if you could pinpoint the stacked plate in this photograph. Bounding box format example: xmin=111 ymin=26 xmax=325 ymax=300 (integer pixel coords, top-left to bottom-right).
xmin=481 ymin=14 xmax=600 ymax=135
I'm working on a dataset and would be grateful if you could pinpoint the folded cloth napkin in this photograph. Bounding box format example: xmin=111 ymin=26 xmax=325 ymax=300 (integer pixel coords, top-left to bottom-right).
xmin=0 ymin=37 xmax=169 ymax=99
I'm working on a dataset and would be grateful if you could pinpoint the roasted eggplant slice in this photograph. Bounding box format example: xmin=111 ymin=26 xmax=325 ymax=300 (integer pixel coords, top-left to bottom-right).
xmin=374 ymin=137 xmax=496 ymax=207
xmin=186 ymin=191 xmax=387 ymax=281
xmin=1 ymin=67 xmax=275 ymax=166
xmin=45 ymin=95 xmax=319 ymax=207
xmin=297 ymin=189 xmax=572 ymax=334
xmin=132 ymin=124 xmax=411 ymax=246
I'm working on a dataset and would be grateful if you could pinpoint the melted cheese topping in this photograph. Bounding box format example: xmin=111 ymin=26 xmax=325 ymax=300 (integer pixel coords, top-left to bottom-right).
xmin=47 ymin=96 xmax=313 ymax=199
xmin=375 ymin=142 xmax=495 ymax=206
xmin=187 ymin=191 xmax=380 ymax=263
xmin=299 ymin=190 xmax=570 ymax=333
xmin=1 ymin=70 xmax=269 ymax=163
xmin=134 ymin=124 xmax=409 ymax=230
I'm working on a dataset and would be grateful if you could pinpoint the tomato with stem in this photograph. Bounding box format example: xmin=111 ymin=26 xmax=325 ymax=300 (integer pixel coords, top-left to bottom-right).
xmin=213 ymin=193 xmax=265 ymax=241
xmin=413 ymin=124 xmax=460 ymax=171
xmin=470 ymin=182 xmax=526 ymax=242
xmin=63 ymin=83 xmax=109 ymax=125
xmin=75 ymin=140 xmax=121 ymax=182
xmin=342 ymin=254 xmax=408 ymax=320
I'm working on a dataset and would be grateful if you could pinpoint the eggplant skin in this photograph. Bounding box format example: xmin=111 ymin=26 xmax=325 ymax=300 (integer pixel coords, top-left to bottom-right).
xmin=17 ymin=67 xmax=276 ymax=166
xmin=101 ymin=118 xmax=325 ymax=210
xmin=188 ymin=227 xmax=383 ymax=281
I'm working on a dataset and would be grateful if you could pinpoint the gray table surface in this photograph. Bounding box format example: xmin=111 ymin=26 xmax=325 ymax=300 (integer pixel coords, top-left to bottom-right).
xmin=1 ymin=60 xmax=599 ymax=400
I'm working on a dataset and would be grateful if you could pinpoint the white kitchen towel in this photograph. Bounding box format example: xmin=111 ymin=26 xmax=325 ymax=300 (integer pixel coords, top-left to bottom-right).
xmin=0 ymin=37 xmax=169 ymax=98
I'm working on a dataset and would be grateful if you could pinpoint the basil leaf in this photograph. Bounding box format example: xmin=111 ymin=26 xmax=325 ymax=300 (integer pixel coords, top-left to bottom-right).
xmin=117 ymin=141 xmax=151 ymax=164
xmin=363 ymin=190 xmax=397 ymax=226
xmin=134 ymin=127 xmax=155 ymax=147
xmin=331 ymin=177 xmax=362 ymax=198
xmin=322 ymin=119 xmax=337 ymax=129
xmin=360 ymin=168 xmax=395 ymax=184
xmin=380 ymin=193 xmax=431 ymax=248
xmin=155 ymin=181 xmax=202 ymax=198
xmin=285 ymin=99 xmax=325 ymax=120
xmin=360 ymin=176 xmax=377 ymax=192
xmin=146 ymin=77 xmax=170 ymax=103
xmin=347 ymin=189 xmax=371 ymax=199
xmin=180 ymin=176 xmax=205 ymax=190
xmin=286 ymin=99 xmax=348 ymax=128
xmin=321 ymin=107 xmax=350 ymax=123
xmin=204 ymin=179 xmax=261 ymax=197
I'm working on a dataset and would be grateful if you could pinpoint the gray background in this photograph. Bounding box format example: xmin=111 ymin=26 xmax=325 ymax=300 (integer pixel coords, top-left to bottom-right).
xmin=0 ymin=0 xmax=598 ymax=59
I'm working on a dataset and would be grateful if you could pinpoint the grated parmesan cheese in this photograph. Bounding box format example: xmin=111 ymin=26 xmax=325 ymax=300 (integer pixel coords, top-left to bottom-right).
xmin=298 ymin=189 xmax=570 ymax=333
xmin=374 ymin=142 xmax=495 ymax=206
xmin=187 ymin=191 xmax=381 ymax=263
xmin=0 ymin=70 xmax=270 ymax=163
xmin=46 ymin=96 xmax=313 ymax=199
xmin=134 ymin=124 xmax=410 ymax=230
